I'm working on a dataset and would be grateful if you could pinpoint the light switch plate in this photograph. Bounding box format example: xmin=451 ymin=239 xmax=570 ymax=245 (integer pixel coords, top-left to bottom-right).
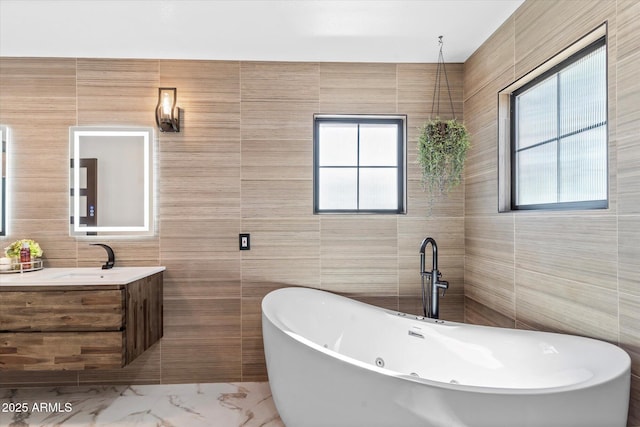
xmin=239 ymin=233 xmax=250 ymax=250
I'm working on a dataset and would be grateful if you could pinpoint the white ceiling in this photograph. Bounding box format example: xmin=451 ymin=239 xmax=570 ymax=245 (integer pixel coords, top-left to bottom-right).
xmin=0 ymin=0 xmax=524 ymax=63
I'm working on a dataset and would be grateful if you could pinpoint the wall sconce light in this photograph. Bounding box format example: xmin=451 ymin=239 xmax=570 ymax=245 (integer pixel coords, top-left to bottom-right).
xmin=155 ymin=88 xmax=180 ymax=132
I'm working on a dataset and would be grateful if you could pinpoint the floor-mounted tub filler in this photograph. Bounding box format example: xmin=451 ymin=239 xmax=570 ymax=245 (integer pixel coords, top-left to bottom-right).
xmin=262 ymin=287 xmax=630 ymax=427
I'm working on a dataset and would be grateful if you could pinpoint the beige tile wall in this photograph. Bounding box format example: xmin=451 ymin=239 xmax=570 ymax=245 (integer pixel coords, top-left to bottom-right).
xmin=0 ymin=58 xmax=465 ymax=386
xmin=463 ymin=0 xmax=640 ymax=424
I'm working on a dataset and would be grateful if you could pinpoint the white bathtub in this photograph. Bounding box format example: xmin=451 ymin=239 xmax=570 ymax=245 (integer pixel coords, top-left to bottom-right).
xmin=262 ymin=287 xmax=630 ymax=427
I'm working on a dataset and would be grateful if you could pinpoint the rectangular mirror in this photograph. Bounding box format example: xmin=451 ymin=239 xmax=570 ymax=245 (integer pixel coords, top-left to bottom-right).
xmin=0 ymin=125 xmax=7 ymax=236
xmin=69 ymin=127 xmax=154 ymax=236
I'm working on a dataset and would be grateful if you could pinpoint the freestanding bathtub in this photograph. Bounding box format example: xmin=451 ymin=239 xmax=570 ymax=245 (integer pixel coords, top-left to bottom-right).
xmin=262 ymin=287 xmax=630 ymax=427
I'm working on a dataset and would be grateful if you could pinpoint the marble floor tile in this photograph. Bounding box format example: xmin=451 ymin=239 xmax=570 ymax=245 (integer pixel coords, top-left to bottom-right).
xmin=0 ymin=382 xmax=284 ymax=427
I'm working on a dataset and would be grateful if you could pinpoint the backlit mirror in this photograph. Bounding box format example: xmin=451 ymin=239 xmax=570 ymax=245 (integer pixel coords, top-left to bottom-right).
xmin=69 ymin=127 xmax=154 ymax=236
xmin=0 ymin=125 xmax=8 ymax=236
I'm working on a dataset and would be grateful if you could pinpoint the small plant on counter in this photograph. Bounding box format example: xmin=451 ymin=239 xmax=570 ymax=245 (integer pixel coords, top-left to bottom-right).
xmin=4 ymin=239 xmax=43 ymax=259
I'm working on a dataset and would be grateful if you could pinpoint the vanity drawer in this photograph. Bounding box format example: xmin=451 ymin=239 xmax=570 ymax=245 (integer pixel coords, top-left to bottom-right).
xmin=0 ymin=331 xmax=125 ymax=370
xmin=0 ymin=290 xmax=125 ymax=331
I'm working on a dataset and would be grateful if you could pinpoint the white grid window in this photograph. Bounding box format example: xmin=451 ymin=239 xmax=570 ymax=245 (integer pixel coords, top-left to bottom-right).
xmin=314 ymin=115 xmax=406 ymax=214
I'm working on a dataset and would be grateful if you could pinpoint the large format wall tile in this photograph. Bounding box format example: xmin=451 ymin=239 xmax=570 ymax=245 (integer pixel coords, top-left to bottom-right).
xmin=242 ymin=258 xmax=321 ymax=298
xmin=241 ymin=100 xmax=317 ymax=141
xmin=617 ymin=52 xmax=640 ymax=214
xmin=513 ymin=0 xmax=614 ymax=80
xmin=464 ymin=171 xmax=498 ymax=216
xmin=464 ymin=296 xmax=515 ymax=328
xmin=514 ymin=215 xmax=617 ymax=289
xmin=320 ymin=216 xmax=398 ymax=258
xmin=618 ymin=0 xmax=640 ymax=62
xmin=515 ymin=269 xmax=618 ymax=341
xmin=241 ymin=61 xmax=319 ymax=102
xmin=162 ymin=258 xmax=241 ymax=299
xmin=241 ymin=139 xmax=312 ymax=181
xmin=161 ymin=338 xmax=241 ymax=384
xmin=240 ymin=218 xmax=320 ymax=259
xmin=465 ymin=215 xmax=515 ymax=318
xmin=321 ymin=256 xmax=398 ymax=297
xmin=77 ymin=59 xmax=159 ymax=126
xmin=241 ymin=179 xmax=313 ymax=219
xmin=319 ymin=62 xmax=397 ymax=113
xmin=620 ymin=216 xmax=640 ymax=296
xmin=163 ymin=298 xmax=241 ymax=340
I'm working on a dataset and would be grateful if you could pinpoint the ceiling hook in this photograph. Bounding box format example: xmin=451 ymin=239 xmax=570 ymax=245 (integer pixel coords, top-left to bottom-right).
xmin=430 ymin=35 xmax=456 ymax=120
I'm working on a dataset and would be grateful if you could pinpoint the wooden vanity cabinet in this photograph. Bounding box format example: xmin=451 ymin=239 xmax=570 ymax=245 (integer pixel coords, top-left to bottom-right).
xmin=0 ymin=272 xmax=163 ymax=371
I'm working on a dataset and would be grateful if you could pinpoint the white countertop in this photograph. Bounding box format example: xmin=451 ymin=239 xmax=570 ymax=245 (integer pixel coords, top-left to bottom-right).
xmin=0 ymin=266 xmax=166 ymax=287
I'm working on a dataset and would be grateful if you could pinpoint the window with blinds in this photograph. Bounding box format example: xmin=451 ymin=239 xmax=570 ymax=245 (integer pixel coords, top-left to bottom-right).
xmin=511 ymin=37 xmax=607 ymax=210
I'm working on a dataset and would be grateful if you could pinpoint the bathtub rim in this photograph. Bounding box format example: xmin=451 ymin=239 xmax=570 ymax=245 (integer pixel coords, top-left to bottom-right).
xmin=262 ymin=286 xmax=631 ymax=397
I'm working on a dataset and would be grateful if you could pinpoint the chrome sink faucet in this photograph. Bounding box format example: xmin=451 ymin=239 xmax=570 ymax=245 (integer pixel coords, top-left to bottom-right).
xmin=419 ymin=237 xmax=449 ymax=319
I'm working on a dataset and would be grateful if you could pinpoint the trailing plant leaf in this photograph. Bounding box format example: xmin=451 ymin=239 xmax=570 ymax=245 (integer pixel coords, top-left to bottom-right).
xmin=417 ymin=118 xmax=470 ymax=204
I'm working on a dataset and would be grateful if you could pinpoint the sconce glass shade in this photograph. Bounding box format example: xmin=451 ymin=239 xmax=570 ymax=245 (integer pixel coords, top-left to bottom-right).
xmin=155 ymin=88 xmax=180 ymax=132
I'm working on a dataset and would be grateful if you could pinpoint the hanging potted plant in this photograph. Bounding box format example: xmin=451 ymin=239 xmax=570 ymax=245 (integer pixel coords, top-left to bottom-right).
xmin=417 ymin=118 xmax=470 ymax=196
xmin=418 ymin=36 xmax=470 ymax=209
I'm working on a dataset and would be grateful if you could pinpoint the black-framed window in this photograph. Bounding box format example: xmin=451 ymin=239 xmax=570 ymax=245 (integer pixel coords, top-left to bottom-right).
xmin=313 ymin=115 xmax=406 ymax=214
xmin=511 ymin=36 xmax=607 ymax=210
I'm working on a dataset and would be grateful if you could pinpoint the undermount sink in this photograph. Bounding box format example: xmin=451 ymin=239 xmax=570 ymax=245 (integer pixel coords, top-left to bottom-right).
xmin=52 ymin=272 xmax=111 ymax=280
xmin=50 ymin=268 xmax=137 ymax=281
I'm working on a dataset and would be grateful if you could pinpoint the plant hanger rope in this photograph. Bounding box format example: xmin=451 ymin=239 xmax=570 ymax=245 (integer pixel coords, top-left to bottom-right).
xmin=430 ymin=36 xmax=456 ymax=120
xmin=417 ymin=35 xmax=470 ymax=213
